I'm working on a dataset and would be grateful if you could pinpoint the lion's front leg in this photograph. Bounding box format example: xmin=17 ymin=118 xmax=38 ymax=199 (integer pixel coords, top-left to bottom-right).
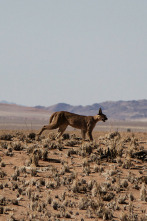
xmin=87 ymin=130 xmax=93 ymax=141
xmin=81 ymin=129 xmax=87 ymax=140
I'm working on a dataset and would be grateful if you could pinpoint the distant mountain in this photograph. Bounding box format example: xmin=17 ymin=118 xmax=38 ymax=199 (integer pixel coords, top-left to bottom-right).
xmin=0 ymin=100 xmax=15 ymax=105
xmin=34 ymin=99 xmax=147 ymax=121
xmin=101 ymin=100 xmax=147 ymax=120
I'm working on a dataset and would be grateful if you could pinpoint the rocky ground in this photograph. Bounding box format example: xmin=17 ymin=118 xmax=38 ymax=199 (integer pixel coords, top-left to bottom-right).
xmin=0 ymin=130 xmax=147 ymax=221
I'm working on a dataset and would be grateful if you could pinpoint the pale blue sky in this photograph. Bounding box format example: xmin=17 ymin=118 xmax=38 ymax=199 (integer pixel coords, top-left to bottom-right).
xmin=0 ymin=1 xmax=147 ymax=106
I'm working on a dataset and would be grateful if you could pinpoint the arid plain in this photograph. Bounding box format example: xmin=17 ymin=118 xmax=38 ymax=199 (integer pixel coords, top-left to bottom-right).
xmin=0 ymin=103 xmax=147 ymax=220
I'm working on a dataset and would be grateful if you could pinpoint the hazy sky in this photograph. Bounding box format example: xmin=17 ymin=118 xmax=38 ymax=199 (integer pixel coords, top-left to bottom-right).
xmin=0 ymin=1 xmax=147 ymax=107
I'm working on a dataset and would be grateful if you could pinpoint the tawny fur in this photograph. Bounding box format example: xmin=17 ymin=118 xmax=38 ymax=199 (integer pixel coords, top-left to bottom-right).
xmin=38 ymin=108 xmax=108 ymax=141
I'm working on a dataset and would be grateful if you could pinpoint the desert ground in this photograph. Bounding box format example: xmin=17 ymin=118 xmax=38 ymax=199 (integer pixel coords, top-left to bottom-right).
xmin=0 ymin=128 xmax=146 ymax=221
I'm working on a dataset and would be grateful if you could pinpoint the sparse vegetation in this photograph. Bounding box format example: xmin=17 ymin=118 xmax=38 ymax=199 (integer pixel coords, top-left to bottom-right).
xmin=0 ymin=130 xmax=146 ymax=220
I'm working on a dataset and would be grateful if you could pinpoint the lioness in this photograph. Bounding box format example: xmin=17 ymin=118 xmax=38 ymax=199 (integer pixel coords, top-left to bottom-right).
xmin=38 ymin=108 xmax=108 ymax=141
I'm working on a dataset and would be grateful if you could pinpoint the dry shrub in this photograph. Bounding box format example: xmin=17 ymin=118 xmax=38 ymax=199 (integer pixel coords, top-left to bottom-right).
xmin=0 ymin=206 xmax=4 ymax=214
xmin=79 ymin=143 xmax=93 ymax=157
xmin=30 ymin=168 xmax=37 ymax=176
xmin=0 ymin=134 xmax=13 ymax=141
xmin=129 ymin=193 xmax=135 ymax=201
xmin=41 ymin=149 xmax=48 ymax=161
xmin=48 ymin=141 xmax=63 ymax=151
xmin=0 ymin=196 xmax=6 ymax=206
xmin=122 ymin=158 xmax=133 ymax=169
xmin=27 ymin=144 xmax=39 ymax=154
xmin=78 ymin=197 xmax=89 ymax=210
xmin=12 ymin=142 xmax=23 ymax=151
xmin=26 ymin=187 xmax=32 ymax=199
xmin=107 ymin=131 xmax=121 ymax=140
xmin=71 ymin=179 xmax=88 ymax=193
xmin=62 ymin=133 xmax=70 ymax=140
xmin=1 ymin=142 xmax=8 ymax=149
xmin=67 ymin=148 xmax=78 ymax=156
xmin=121 ymin=180 xmax=129 ymax=188
xmin=31 ymin=153 xmax=39 ymax=167
xmin=120 ymin=213 xmax=129 ymax=221
xmin=48 ymin=133 xmax=56 ymax=140
xmin=65 ymin=139 xmax=78 ymax=147
xmin=28 ymin=132 xmax=36 ymax=140
xmin=101 ymin=192 xmax=115 ymax=202
xmin=140 ymin=183 xmax=147 ymax=201
xmin=52 ymin=199 xmax=60 ymax=210
xmin=118 ymin=194 xmax=128 ymax=204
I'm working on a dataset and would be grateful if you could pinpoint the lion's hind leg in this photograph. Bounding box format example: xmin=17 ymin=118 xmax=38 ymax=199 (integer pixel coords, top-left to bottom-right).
xmin=56 ymin=124 xmax=68 ymax=139
xmin=37 ymin=123 xmax=59 ymax=136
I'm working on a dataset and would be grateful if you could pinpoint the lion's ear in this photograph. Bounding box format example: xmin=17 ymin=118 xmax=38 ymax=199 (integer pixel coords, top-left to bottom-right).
xmin=98 ymin=108 xmax=102 ymax=115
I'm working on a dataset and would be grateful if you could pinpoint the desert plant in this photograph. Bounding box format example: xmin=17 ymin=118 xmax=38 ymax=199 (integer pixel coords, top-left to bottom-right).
xmin=1 ymin=142 xmax=8 ymax=149
xmin=41 ymin=149 xmax=48 ymax=161
xmin=140 ymin=210 xmax=147 ymax=221
xmin=67 ymin=148 xmax=78 ymax=156
xmin=0 ymin=170 xmax=6 ymax=178
xmin=48 ymin=141 xmax=63 ymax=151
xmin=61 ymin=191 xmax=66 ymax=201
xmin=91 ymin=183 xmax=99 ymax=197
xmin=140 ymin=183 xmax=147 ymax=201
xmin=38 ymin=178 xmax=45 ymax=186
xmin=120 ymin=213 xmax=129 ymax=221
xmin=79 ymin=197 xmax=89 ymax=210
xmin=82 ymin=143 xmax=93 ymax=155
xmin=71 ymin=180 xmax=79 ymax=193
xmin=107 ymin=131 xmax=121 ymax=140
xmin=28 ymin=132 xmax=36 ymax=140
xmin=116 ymin=157 xmax=123 ymax=166
xmin=61 ymin=162 xmax=70 ymax=174
xmin=121 ymin=180 xmax=129 ymax=189
xmin=88 ymin=180 xmax=96 ymax=191
xmin=31 ymin=154 xmax=39 ymax=167
xmin=5 ymin=147 xmax=13 ymax=157
xmin=48 ymin=132 xmax=56 ymax=140
xmin=62 ymin=133 xmax=70 ymax=140
xmin=118 ymin=194 xmax=128 ymax=204
xmin=94 ymin=165 xmax=99 ymax=172
xmin=109 ymin=168 xmax=117 ymax=176
xmin=19 ymin=166 xmax=26 ymax=174
xmin=82 ymin=158 xmax=91 ymax=175
xmin=11 ymin=172 xmax=18 ymax=181
xmin=1 ymin=162 xmax=6 ymax=167
xmin=101 ymin=192 xmax=115 ymax=202
xmin=0 ymin=206 xmax=4 ymax=214
xmin=30 ymin=149 xmax=41 ymax=167
xmin=46 ymin=196 xmax=52 ymax=204
xmin=30 ymin=201 xmax=39 ymax=211
xmin=122 ymin=158 xmax=133 ymax=169
xmin=11 ymin=199 xmax=18 ymax=205
xmin=0 ymin=196 xmax=6 ymax=206
xmin=45 ymin=180 xmax=56 ymax=189
xmin=11 ymin=142 xmax=23 ymax=151
xmin=0 ymin=134 xmax=13 ymax=141
xmin=65 ymin=139 xmax=78 ymax=147
xmin=30 ymin=168 xmax=37 ymax=176
xmin=52 ymin=199 xmax=60 ymax=210
xmin=102 ymin=208 xmax=113 ymax=220
xmin=27 ymin=144 xmax=39 ymax=154
xmin=129 ymin=192 xmax=135 ymax=201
